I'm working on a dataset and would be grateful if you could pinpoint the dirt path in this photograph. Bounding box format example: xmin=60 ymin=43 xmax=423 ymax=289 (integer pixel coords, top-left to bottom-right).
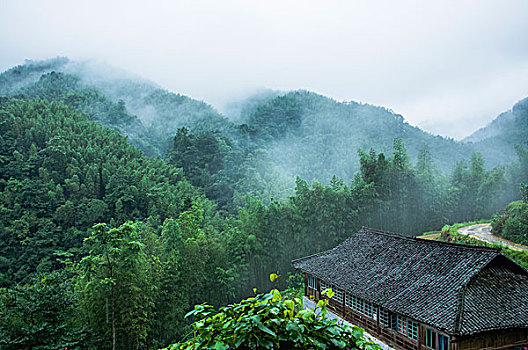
xmin=458 ymin=223 xmax=528 ymax=251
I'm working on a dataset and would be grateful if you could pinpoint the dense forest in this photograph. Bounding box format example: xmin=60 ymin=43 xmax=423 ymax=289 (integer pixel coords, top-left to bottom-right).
xmin=0 ymin=58 xmax=527 ymax=349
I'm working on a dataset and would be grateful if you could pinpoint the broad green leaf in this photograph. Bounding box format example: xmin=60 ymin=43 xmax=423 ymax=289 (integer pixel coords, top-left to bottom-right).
xmin=213 ymin=342 xmax=226 ymax=350
xmin=257 ymin=323 xmax=277 ymax=337
xmin=284 ymin=299 xmax=294 ymax=311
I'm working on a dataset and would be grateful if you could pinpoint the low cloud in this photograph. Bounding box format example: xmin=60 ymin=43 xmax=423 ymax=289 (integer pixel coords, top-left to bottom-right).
xmin=1 ymin=0 xmax=527 ymax=138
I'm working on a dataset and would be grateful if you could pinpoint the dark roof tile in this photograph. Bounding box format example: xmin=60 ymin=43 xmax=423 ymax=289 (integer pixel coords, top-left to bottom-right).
xmin=292 ymin=227 xmax=527 ymax=335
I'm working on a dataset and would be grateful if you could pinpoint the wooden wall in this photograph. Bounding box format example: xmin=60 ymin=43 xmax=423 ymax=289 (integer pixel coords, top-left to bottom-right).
xmin=452 ymin=328 xmax=528 ymax=350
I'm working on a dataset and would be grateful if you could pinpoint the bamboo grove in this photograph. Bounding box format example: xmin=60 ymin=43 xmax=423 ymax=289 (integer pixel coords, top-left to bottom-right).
xmin=0 ymin=61 xmax=527 ymax=349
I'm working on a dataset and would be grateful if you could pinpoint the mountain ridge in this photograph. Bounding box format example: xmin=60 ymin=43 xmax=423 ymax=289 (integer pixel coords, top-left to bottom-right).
xmin=1 ymin=57 xmax=525 ymax=183
xmin=463 ymin=97 xmax=528 ymax=164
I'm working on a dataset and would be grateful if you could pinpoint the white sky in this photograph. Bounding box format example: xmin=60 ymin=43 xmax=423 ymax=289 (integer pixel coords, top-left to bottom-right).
xmin=1 ymin=0 xmax=527 ymax=139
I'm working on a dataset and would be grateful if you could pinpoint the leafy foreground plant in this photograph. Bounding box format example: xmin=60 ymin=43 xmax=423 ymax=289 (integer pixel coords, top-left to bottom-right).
xmin=163 ymin=286 xmax=380 ymax=350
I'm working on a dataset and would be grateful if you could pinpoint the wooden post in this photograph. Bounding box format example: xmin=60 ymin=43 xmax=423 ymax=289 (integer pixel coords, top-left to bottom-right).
xmin=341 ymin=290 xmax=345 ymax=317
xmin=450 ymin=336 xmax=457 ymax=350
xmin=417 ymin=324 xmax=423 ymax=350
xmin=376 ymin=307 xmax=380 ymax=335
xmin=304 ymin=273 xmax=308 ymax=296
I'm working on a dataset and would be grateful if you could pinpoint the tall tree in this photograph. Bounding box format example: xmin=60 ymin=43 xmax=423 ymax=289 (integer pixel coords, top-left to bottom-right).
xmin=76 ymin=222 xmax=154 ymax=350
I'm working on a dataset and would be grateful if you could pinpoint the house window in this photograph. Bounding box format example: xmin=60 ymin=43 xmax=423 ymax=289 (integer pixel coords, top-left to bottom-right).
xmin=308 ymin=275 xmax=316 ymax=289
xmin=344 ymin=293 xmax=378 ymax=320
xmin=377 ymin=308 xmax=418 ymax=341
xmin=384 ymin=313 xmax=419 ymax=342
xmin=352 ymin=295 xmax=360 ymax=310
xmin=364 ymin=301 xmax=377 ymax=319
xmin=397 ymin=315 xmax=407 ymax=335
xmin=407 ymin=320 xmax=418 ymax=341
xmin=426 ymin=328 xmax=438 ymax=349
xmin=380 ymin=308 xmax=390 ymax=327
xmin=358 ymin=297 xmax=364 ymax=313
xmin=438 ymin=334 xmax=449 ymax=350
xmin=389 ymin=313 xmax=398 ymax=329
xmin=365 ymin=301 xmax=372 ymax=317
xmin=426 ymin=328 xmax=449 ymax=349
xmin=333 ymin=288 xmax=344 ymax=303
xmin=320 ymin=280 xmax=331 ymax=294
xmin=345 ymin=292 xmax=354 ymax=309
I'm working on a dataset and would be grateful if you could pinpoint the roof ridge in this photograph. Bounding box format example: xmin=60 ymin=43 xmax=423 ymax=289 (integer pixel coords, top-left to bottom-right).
xmin=453 ymin=281 xmax=469 ymax=334
xmin=291 ymin=250 xmax=329 ymax=265
xmin=452 ymin=254 xmax=514 ymax=335
xmin=360 ymin=226 xmax=502 ymax=252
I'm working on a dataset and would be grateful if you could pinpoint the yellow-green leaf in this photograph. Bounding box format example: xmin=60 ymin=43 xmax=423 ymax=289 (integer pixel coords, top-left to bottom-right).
xmin=269 ymin=273 xmax=279 ymax=282
xmin=324 ymin=288 xmax=335 ymax=299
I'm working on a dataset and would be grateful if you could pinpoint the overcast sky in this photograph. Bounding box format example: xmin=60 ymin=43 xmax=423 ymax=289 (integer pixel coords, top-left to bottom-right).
xmin=1 ymin=0 xmax=527 ymax=139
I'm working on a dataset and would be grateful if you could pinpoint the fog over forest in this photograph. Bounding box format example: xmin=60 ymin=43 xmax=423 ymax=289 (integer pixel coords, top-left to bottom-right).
xmin=2 ymin=57 xmax=525 ymax=184
xmin=0 ymin=57 xmax=526 ymax=348
xmin=1 ymin=1 xmax=528 ymax=349
xmin=2 ymin=0 xmax=528 ymax=139
xmin=1 ymin=56 xmax=526 ymax=206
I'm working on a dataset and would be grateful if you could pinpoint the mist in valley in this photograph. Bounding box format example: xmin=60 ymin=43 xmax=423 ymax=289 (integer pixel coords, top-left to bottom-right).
xmin=1 ymin=56 xmax=526 ymax=203
xmin=1 ymin=2 xmax=528 ymax=348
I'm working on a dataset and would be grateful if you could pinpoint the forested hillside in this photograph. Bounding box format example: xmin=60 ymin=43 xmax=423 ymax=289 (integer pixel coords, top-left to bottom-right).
xmin=2 ymin=58 xmax=522 ymax=188
xmin=239 ymin=90 xmax=472 ymax=181
xmin=464 ymin=97 xmax=528 ymax=164
xmin=0 ymin=97 xmax=245 ymax=348
xmin=0 ymin=58 xmax=231 ymax=157
xmin=1 ymin=58 xmax=527 ymax=349
xmin=0 ymin=98 xmax=206 ymax=285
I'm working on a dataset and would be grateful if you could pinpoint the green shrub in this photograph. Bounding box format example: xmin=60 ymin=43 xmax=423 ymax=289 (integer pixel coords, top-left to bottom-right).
xmin=492 ymin=201 xmax=528 ymax=245
xmin=163 ymin=288 xmax=380 ymax=350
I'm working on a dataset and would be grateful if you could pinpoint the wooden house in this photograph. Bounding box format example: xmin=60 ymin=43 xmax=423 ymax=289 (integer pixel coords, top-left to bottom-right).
xmin=292 ymin=227 xmax=528 ymax=350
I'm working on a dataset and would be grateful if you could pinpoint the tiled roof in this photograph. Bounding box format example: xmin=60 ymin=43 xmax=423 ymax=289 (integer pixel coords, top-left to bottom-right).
xmin=292 ymin=227 xmax=528 ymax=335
xmin=460 ymin=264 xmax=528 ymax=335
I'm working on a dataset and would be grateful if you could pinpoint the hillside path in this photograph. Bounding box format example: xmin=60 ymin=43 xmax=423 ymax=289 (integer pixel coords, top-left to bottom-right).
xmin=458 ymin=223 xmax=528 ymax=251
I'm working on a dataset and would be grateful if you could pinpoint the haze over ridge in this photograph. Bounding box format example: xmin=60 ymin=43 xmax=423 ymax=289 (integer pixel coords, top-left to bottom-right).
xmin=1 ymin=0 xmax=527 ymax=139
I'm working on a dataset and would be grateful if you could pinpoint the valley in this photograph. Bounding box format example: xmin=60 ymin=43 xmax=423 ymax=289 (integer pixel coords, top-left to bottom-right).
xmin=0 ymin=58 xmax=527 ymax=349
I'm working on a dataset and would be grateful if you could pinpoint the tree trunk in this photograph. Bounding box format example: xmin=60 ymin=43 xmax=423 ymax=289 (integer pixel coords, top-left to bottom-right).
xmin=106 ymin=253 xmax=116 ymax=350
xmin=112 ymin=283 xmax=115 ymax=350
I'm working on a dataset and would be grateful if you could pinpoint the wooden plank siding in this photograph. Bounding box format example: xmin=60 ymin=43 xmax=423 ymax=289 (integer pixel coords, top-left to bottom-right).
xmin=452 ymin=328 xmax=528 ymax=350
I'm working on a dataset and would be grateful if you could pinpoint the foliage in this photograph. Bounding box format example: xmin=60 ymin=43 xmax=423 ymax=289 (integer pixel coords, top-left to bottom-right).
xmin=164 ymin=288 xmax=380 ymax=350
xmin=521 ymin=183 xmax=528 ymax=202
xmin=0 ymin=98 xmax=201 ymax=286
xmin=0 ymin=271 xmax=86 ymax=349
xmin=492 ymin=200 xmax=528 ymax=245
xmin=465 ymin=97 xmax=528 ymax=166
xmin=76 ymin=222 xmax=155 ymax=349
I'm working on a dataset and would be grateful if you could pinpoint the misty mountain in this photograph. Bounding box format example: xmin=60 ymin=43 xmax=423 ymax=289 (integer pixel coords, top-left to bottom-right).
xmin=239 ymin=90 xmax=472 ymax=181
xmin=222 ymin=88 xmax=283 ymax=123
xmin=1 ymin=57 xmax=522 ymax=190
xmin=463 ymin=97 xmax=528 ymax=164
xmin=0 ymin=57 xmax=70 ymax=95
xmin=3 ymin=71 xmax=161 ymax=156
xmin=0 ymin=58 xmax=229 ymax=156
